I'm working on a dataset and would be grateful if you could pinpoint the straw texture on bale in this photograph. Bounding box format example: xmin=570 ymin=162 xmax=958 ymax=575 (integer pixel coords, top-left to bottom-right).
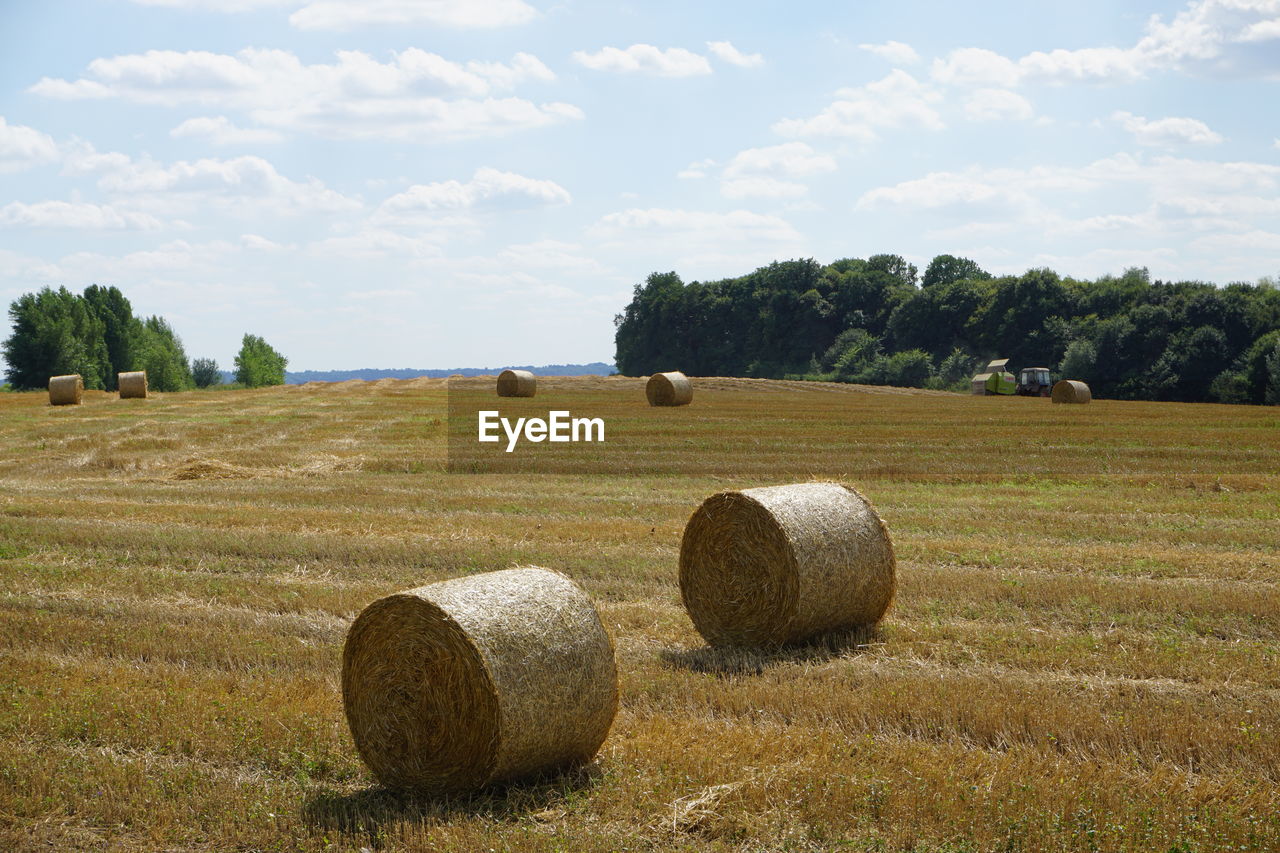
xmin=1051 ymin=379 xmax=1092 ymax=404
xmin=118 ymin=370 xmax=148 ymax=399
xmin=646 ymin=371 xmax=692 ymax=406
xmin=496 ymin=369 xmax=536 ymax=398
xmin=48 ymin=374 xmax=83 ymax=406
xmin=679 ymin=482 xmax=896 ymax=647
xmin=342 ymin=566 xmax=618 ymax=793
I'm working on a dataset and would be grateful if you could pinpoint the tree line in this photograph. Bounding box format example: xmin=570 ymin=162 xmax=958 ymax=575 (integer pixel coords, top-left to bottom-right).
xmin=614 ymin=255 xmax=1280 ymax=404
xmin=2 ymin=285 xmax=288 ymax=391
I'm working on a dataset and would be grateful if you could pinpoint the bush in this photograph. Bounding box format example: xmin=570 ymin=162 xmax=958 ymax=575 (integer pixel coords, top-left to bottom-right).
xmin=191 ymin=358 xmax=221 ymax=389
xmin=880 ymin=349 xmax=934 ymax=388
xmin=234 ymin=334 xmax=288 ymax=388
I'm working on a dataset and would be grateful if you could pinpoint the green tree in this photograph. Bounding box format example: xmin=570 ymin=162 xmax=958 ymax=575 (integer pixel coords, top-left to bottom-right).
xmin=234 ymin=334 xmax=288 ymax=387
xmin=2 ymin=286 xmax=110 ymax=390
xmin=191 ymin=357 xmax=221 ymax=388
xmin=82 ymin=284 xmax=144 ymax=390
xmin=935 ymin=348 xmax=978 ymax=390
xmin=879 ymin=349 xmax=933 ymax=388
xmin=138 ymin=316 xmax=193 ymax=391
xmin=921 ymin=254 xmax=990 ymax=289
xmin=1059 ymin=338 xmax=1097 ymax=380
xmin=1266 ymin=341 xmax=1280 ymax=405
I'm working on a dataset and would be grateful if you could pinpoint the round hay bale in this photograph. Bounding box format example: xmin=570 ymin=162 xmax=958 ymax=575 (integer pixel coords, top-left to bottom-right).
xmin=48 ymin=374 xmax=84 ymax=406
xmin=646 ymin=371 xmax=692 ymax=406
xmin=679 ymin=482 xmax=896 ymax=647
xmin=496 ymin=369 xmax=536 ymax=398
xmin=118 ymin=370 xmax=148 ymax=399
xmin=1051 ymin=379 xmax=1091 ymax=404
xmin=342 ymin=566 xmax=618 ymax=793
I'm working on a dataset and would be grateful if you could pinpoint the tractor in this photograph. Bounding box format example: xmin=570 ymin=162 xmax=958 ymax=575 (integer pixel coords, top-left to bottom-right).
xmin=971 ymin=359 xmax=1053 ymax=396
xmin=1015 ymin=366 xmax=1053 ymax=397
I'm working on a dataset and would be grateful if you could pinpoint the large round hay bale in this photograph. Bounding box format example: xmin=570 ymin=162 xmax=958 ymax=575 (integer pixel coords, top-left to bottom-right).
xmin=48 ymin=374 xmax=84 ymax=406
xmin=118 ymin=371 xmax=148 ymax=399
xmin=646 ymin=371 xmax=692 ymax=406
xmin=679 ymin=482 xmax=896 ymax=647
xmin=342 ymin=566 xmax=618 ymax=793
xmin=1051 ymin=379 xmax=1091 ymax=404
xmin=496 ymin=369 xmax=536 ymax=398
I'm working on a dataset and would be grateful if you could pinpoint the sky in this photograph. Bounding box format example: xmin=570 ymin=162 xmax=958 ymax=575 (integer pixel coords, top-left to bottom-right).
xmin=1 ymin=0 xmax=1279 ymax=371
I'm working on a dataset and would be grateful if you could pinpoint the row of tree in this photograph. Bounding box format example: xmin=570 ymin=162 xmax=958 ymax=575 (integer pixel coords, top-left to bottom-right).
xmin=2 ymin=285 xmax=288 ymax=391
xmin=613 ymin=255 xmax=1280 ymax=404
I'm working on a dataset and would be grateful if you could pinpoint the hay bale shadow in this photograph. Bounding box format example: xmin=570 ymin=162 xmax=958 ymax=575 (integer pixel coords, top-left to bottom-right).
xmin=301 ymin=762 xmax=603 ymax=843
xmin=661 ymin=625 xmax=884 ymax=677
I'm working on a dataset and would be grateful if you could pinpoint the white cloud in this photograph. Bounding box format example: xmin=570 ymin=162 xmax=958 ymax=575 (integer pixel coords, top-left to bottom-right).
xmin=772 ymin=70 xmax=943 ymax=141
xmin=30 ymin=48 xmax=574 ymax=142
xmin=130 ymin=0 xmax=294 ymax=9
xmin=706 ymin=41 xmax=764 ymax=68
xmin=375 ymin=168 xmax=570 ymax=220
xmin=571 ymin=45 xmax=712 ymax=77
xmin=722 ymin=142 xmax=837 ymax=178
xmin=1112 ymin=110 xmax=1224 ymax=146
xmin=0 ymin=200 xmax=164 ymax=230
xmin=931 ymin=48 xmax=1021 ymax=87
xmin=587 ymin=213 xmax=805 ymax=274
xmin=309 ymin=229 xmax=450 ymax=260
xmin=858 ymin=41 xmax=921 ymax=66
xmin=1018 ymin=47 xmax=1147 ymax=84
xmin=129 ymin=0 xmax=539 ymax=29
xmin=497 ymin=240 xmax=605 ymax=272
xmin=97 ymin=153 xmax=359 ymax=214
xmin=590 ymin=207 xmax=802 ymax=248
xmin=857 ymin=153 xmax=1280 ymax=274
xmin=720 ymin=177 xmax=808 ymax=199
xmin=964 ymin=88 xmax=1033 ymax=121
xmin=171 ymin=115 xmax=285 ymax=144
xmin=289 ymin=0 xmax=538 ymax=30
xmin=0 ymin=117 xmax=59 ymax=173
xmin=930 ymin=0 xmax=1280 ymax=88
xmin=677 ymin=158 xmax=716 ymax=179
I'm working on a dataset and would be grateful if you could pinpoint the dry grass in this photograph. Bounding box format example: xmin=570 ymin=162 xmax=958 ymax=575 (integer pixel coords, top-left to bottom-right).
xmin=0 ymin=378 xmax=1278 ymax=851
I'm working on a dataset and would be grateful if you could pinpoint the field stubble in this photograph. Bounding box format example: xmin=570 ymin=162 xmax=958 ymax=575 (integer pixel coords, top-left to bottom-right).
xmin=0 ymin=377 xmax=1277 ymax=851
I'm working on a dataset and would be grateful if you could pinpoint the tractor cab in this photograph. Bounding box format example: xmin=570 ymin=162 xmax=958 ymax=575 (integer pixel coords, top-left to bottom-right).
xmin=1016 ymin=367 xmax=1053 ymax=397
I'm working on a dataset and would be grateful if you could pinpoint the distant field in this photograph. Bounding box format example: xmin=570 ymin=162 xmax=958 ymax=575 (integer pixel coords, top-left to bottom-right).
xmin=0 ymin=378 xmax=1277 ymax=852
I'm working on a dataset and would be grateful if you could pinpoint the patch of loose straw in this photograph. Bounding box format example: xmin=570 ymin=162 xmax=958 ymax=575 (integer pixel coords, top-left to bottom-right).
xmin=342 ymin=566 xmax=618 ymax=793
xmin=646 ymin=371 xmax=692 ymax=406
xmin=679 ymin=482 xmax=895 ymax=647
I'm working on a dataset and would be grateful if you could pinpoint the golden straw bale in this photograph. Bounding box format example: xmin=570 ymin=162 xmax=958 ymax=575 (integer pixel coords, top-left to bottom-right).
xmin=48 ymin=374 xmax=84 ymax=406
xmin=496 ymin=369 xmax=536 ymax=397
xmin=1051 ymin=379 xmax=1092 ymax=404
xmin=645 ymin=371 xmax=692 ymax=406
xmin=342 ymin=566 xmax=618 ymax=793
xmin=118 ymin=371 xmax=148 ymax=399
xmin=679 ymin=482 xmax=896 ymax=647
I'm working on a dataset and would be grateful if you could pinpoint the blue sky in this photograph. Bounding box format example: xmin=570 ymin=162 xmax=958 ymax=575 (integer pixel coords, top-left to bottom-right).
xmin=1 ymin=0 xmax=1278 ymax=370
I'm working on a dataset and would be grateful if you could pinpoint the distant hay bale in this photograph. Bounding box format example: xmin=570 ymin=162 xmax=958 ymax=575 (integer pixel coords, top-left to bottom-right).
xmin=496 ymin=369 xmax=536 ymax=398
xmin=679 ymin=482 xmax=896 ymax=647
xmin=1051 ymin=379 xmax=1091 ymax=404
xmin=646 ymin=371 xmax=692 ymax=406
xmin=48 ymin=374 xmax=83 ymax=406
xmin=118 ymin=371 xmax=148 ymax=399
xmin=342 ymin=566 xmax=618 ymax=793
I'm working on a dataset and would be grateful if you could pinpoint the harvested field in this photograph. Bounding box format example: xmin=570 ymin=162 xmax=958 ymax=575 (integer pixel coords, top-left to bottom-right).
xmin=0 ymin=376 xmax=1278 ymax=851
